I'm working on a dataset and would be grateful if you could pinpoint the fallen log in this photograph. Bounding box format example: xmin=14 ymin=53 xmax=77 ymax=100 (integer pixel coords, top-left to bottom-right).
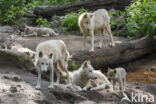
xmin=0 ymin=49 xmax=35 ymax=71
xmin=71 ymin=35 xmax=154 ymax=72
xmin=33 ymin=0 xmax=132 ymax=17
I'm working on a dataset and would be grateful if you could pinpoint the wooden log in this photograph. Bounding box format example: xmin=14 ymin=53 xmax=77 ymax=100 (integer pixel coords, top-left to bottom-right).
xmin=0 ymin=49 xmax=35 ymax=71
xmin=33 ymin=0 xmax=132 ymax=18
xmin=71 ymin=35 xmax=154 ymax=72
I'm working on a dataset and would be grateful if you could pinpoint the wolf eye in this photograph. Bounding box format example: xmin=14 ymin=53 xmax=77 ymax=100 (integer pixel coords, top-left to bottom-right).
xmin=89 ymin=70 xmax=92 ymax=72
xmin=86 ymin=21 xmax=89 ymax=24
xmin=41 ymin=63 xmax=44 ymax=65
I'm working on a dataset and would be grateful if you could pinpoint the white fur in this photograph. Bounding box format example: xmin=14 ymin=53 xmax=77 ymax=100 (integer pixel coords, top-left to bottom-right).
xmin=35 ymin=40 xmax=71 ymax=89
xmin=78 ymin=9 xmax=115 ymax=52
xmin=107 ymin=67 xmax=126 ymax=92
xmin=24 ymin=26 xmax=59 ymax=37
xmin=72 ymin=60 xmax=110 ymax=91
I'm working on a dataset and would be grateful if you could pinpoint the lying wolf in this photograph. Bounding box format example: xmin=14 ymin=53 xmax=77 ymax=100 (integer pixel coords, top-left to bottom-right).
xmin=35 ymin=40 xmax=71 ymax=89
xmin=107 ymin=67 xmax=126 ymax=92
xmin=24 ymin=25 xmax=59 ymax=37
xmin=78 ymin=9 xmax=115 ymax=52
xmin=72 ymin=60 xmax=110 ymax=91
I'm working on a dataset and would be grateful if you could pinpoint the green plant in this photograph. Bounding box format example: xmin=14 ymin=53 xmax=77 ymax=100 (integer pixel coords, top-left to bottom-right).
xmin=110 ymin=0 xmax=156 ymax=41
xmin=0 ymin=0 xmax=29 ymax=24
xmin=36 ymin=17 xmax=51 ymax=28
xmin=125 ymin=0 xmax=156 ymax=39
xmin=61 ymin=8 xmax=87 ymax=31
xmin=68 ymin=61 xmax=77 ymax=71
xmin=109 ymin=10 xmax=127 ymax=36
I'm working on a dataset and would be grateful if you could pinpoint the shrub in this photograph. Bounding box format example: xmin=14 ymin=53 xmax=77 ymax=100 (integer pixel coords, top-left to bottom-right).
xmin=61 ymin=8 xmax=87 ymax=31
xmin=125 ymin=0 xmax=156 ymax=39
xmin=0 ymin=0 xmax=29 ymax=24
xmin=36 ymin=17 xmax=51 ymax=28
xmin=109 ymin=10 xmax=127 ymax=37
xmin=68 ymin=61 xmax=77 ymax=71
xmin=111 ymin=0 xmax=156 ymax=39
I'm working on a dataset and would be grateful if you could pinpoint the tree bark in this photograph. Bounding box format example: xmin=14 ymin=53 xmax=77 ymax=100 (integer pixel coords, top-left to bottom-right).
xmin=33 ymin=0 xmax=132 ymax=18
xmin=71 ymin=35 xmax=154 ymax=72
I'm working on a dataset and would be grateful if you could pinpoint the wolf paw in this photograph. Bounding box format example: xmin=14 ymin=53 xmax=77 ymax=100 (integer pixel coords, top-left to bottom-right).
xmin=48 ymin=85 xmax=54 ymax=89
xmin=54 ymin=83 xmax=59 ymax=86
xmin=35 ymin=85 xmax=41 ymax=90
xmin=89 ymin=49 xmax=94 ymax=52
xmin=82 ymin=87 xmax=87 ymax=91
xmin=109 ymin=43 xmax=115 ymax=47
xmin=97 ymin=45 xmax=102 ymax=48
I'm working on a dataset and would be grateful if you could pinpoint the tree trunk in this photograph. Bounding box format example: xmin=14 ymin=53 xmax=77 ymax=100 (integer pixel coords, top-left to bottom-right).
xmin=33 ymin=0 xmax=132 ymax=18
xmin=71 ymin=35 xmax=153 ymax=72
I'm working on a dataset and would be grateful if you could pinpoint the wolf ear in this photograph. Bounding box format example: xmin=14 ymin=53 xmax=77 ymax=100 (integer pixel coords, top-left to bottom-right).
xmin=83 ymin=13 xmax=87 ymax=18
xmin=39 ymin=51 xmax=43 ymax=58
xmin=83 ymin=61 xmax=88 ymax=69
xmin=90 ymin=14 xmax=93 ymax=18
xmin=49 ymin=53 xmax=53 ymax=59
xmin=26 ymin=27 xmax=30 ymax=31
xmin=87 ymin=60 xmax=91 ymax=64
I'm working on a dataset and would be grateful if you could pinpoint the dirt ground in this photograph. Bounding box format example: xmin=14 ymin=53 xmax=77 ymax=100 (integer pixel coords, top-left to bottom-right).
xmin=0 ymin=26 xmax=156 ymax=104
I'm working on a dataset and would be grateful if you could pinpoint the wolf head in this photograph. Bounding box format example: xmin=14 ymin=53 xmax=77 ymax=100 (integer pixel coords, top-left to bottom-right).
xmin=81 ymin=60 xmax=97 ymax=80
xmin=25 ymin=26 xmax=31 ymax=33
xmin=82 ymin=13 xmax=93 ymax=31
xmin=37 ymin=51 xmax=53 ymax=72
xmin=107 ymin=68 xmax=116 ymax=81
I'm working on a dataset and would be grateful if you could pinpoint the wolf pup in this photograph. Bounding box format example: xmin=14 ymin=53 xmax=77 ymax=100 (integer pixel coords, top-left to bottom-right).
xmin=35 ymin=40 xmax=71 ymax=89
xmin=24 ymin=25 xmax=59 ymax=37
xmin=78 ymin=9 xmax=115 ymax=52
xmin=107 ymin=67 xmax=126 ymax=92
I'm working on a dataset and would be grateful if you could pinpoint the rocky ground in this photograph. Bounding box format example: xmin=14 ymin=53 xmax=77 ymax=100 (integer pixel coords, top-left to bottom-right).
xmin=0 ymin=26 xmax=156 ymax=104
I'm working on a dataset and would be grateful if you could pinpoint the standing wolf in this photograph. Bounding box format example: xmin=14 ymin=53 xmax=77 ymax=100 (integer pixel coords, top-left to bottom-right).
xmin=78 ymin=9 xmax=115 ymax=52
xmin=24 ymin=25 xmax=59 ymax=37
xmin=107 ymin=67 xmax=126 ymax=92
xmin=72 ymin=60 xmax=110 ymax=91
xmin=35 ymin=40 xmax=71 ymax=89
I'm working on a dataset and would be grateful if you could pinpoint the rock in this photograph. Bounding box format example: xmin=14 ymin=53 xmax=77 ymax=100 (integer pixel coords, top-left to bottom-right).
xmin=12 ymin=75 xmax=22 ymax=82
xmin=10 ymin=86 xmax=17 ymax=93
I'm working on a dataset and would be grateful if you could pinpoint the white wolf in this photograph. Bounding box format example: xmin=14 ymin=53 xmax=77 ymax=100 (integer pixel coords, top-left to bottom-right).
xmin=35 ymin=40 xmax=71 ymax=89
xmin=72 ymin=60 xmax=110 ymax=91
xmin=78 ymin=9 xmax=115 ymax=52
xmin=107 ymin=67 xmax=126 ymax=92
xmin=24 ymin=25 xmax=59 ymax=37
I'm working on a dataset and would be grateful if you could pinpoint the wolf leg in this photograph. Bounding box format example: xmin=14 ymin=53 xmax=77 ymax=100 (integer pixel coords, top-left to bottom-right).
xmin=119 ymin=80 xmax=123 ymax=92
xmin=83 ymin=80 xmax=92 ymax=91
xmin=113 ymin=81 xmax=116 ymax=92
xmin=123 ymin=77 xmax=126 ymax=91
xmin=89 ymin=30 xmax=94 ymax=52
xmin=91 ymin=84 xmax=106 ymax=91
xmin=48 ymin=63 xmax=54 ymax=89
xmin=98 ymin=31 xmax=103 ymax=48
xmin=54 ymin=64 xmax=60 ymax=85
xmin=23 ymin=32 xmax=37 ymax=37
xmin=42 ymin=33 xmax=50 ymax=37
xmin=36 ymin=67 xmax=41 ymax=89
xmin=51 ymin=31 xmax=59 ymax=36
xmin=73 ymin=85 xmax=83 ymax=91
xmin=106 ymin=24 xmax=115 ymax=47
